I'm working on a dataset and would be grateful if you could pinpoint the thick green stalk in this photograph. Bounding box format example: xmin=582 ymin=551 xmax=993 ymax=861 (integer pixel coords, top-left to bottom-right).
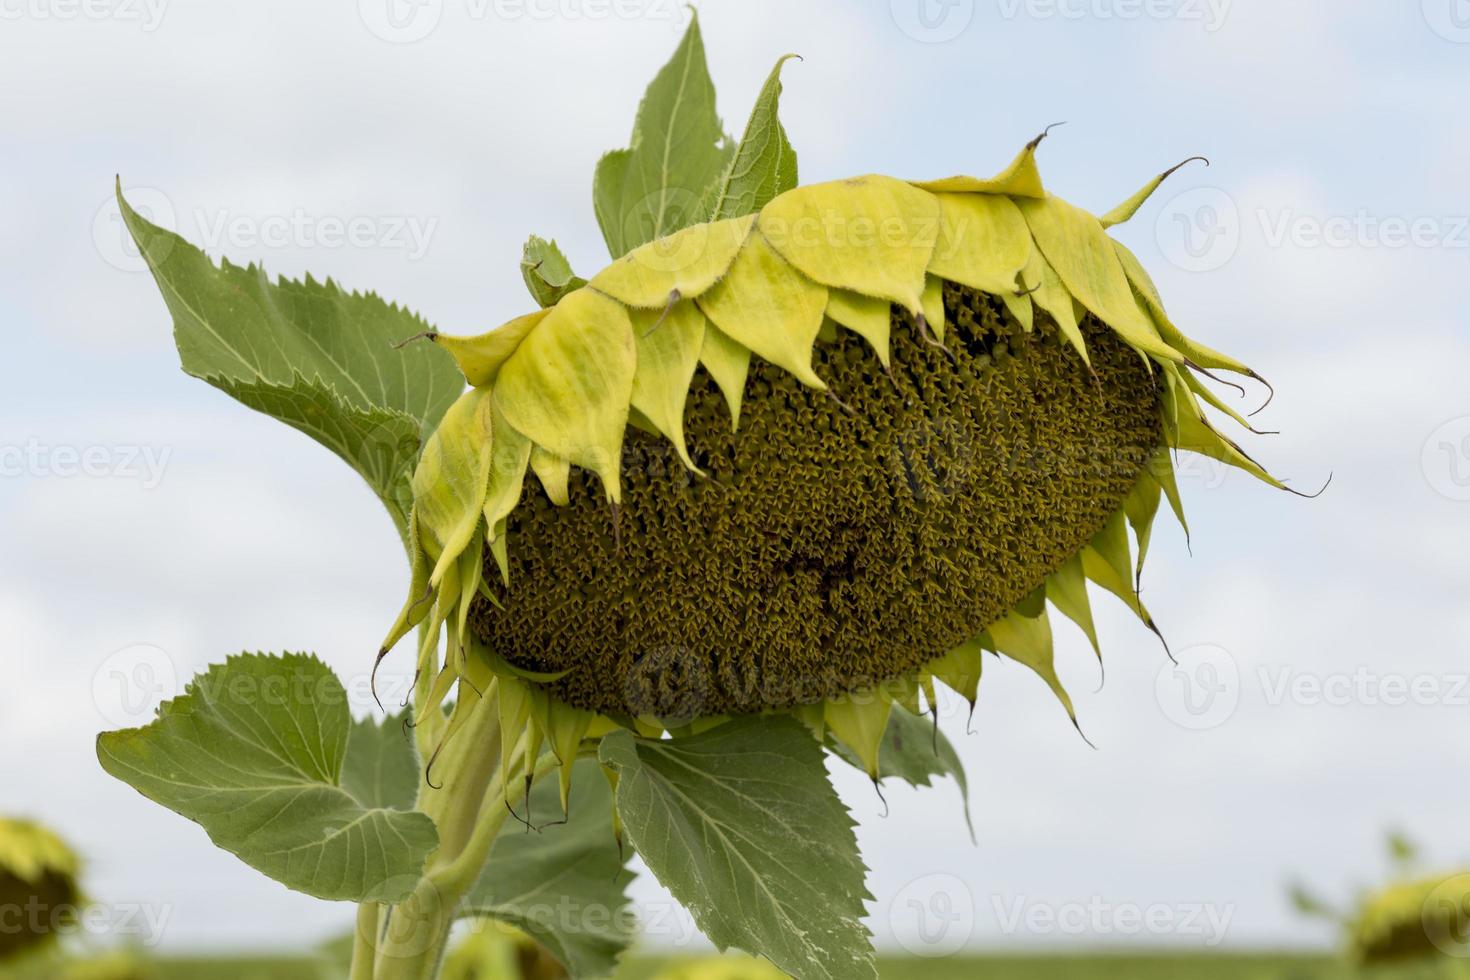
xmin=367 ymin=702 xmax=555 ymax=975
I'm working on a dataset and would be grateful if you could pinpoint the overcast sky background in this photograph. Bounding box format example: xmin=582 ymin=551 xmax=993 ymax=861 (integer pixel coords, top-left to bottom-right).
xmin=2 ymin=0 xmax=1469 ymax=960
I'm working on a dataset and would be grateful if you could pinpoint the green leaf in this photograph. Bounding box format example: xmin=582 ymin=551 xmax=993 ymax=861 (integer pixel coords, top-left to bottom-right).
xmin=340 ymin=711 xmax=420 ymax=811
xmin=462 ymin=758 xmax=635 ymax=978
xmin=96 ymin=653 xmax=438 ymax=903
xmin=599 ymin=718 xmax=876 ymax=980
xmin=827 ymin=708 xmax=973 ymax=839
xmin=592 ymin=12 xmax=734 ymax=259
xmin=117 ymin=184 xmax=463 ymax=540
xmin=709 ymin=54 xmax=800 ymax=221
xmin=521 ymin=235 xmax=587 ymax=309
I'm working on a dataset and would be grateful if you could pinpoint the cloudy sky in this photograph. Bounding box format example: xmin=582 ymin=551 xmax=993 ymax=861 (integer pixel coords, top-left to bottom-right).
xmin=2 ymin=0 xmax=1469 ymax=959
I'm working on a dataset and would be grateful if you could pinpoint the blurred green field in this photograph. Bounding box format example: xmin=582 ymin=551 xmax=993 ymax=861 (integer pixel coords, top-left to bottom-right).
xmin=141 ymin=953 xmax=1415 ymax=980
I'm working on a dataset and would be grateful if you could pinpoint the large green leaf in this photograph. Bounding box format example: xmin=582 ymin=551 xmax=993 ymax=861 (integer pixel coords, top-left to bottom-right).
xmin=97 ymin=653 xmax=438 ymax=903
xmin=709 ymin=54 xmax=800 ymax=221
xmin=462 ymin=758 xmax=635 ymax=978
xmin=828 ymin=707 xmax=973 ymax=839
xmin=340 ymin=711 xmax=420 ymax=811
xmin=118 ymin=184 xmax=463 ymax=538
xmin=599 ymin=718 xmax=875 ymax=980
xmin=520 ymin=235 xmax=587 ymax=309
xmin=592 ymin=13 xmax=733 ymax=259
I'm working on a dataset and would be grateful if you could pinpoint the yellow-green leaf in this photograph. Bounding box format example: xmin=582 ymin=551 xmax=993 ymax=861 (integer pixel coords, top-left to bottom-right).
xmin=824 ymin=288 xmax=892 ymax=366
xmin=1018 ymin=195 xmax=1184 ymax=363
xmin=1099 ymin=157 xmax=1207 ymax=229
xmin=921 ymin=274 xmax=946 ymax=342
xmin=588 ymin=215 xmax=756 ymax=309
xmin=530 ymin=445 xmax=572 ymax=507
xmin=482 ymin=397 xmax=532 ymax=539
xmin=1022 ymin=249 xmax=1090 ymax=368
xmin=412 ymin=387 xmax=495 ymax=585
xmin=696 ymin=229 xmax=828 ymax=390
xmin=823 ymin=691 xmax=893 ymax=780
xmin=927 ymin=192 xmax=1031 ymax=294
xmin=496 ymin=288 xmax=636 ymax=501
xmin=759 ymin=174 xmax=938 ymax=314
xmin=910 ymin=131 xmax=1049 ymax=199
xmin=698 ymin=321 xmax=751 ymax=430
xmin=432 ymin=310 xmax=550 ymax=387
xmin=1045 ymin=554 xmax=1099 ymax=658
xmin=629 ymin=301 xmax=708 ymax=471
xmin=987 ymin=610 xmax=1075 ymax=722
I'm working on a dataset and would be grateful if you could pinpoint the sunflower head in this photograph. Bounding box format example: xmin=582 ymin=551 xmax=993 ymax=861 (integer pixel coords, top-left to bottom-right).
xmin=442 ymin=922 xmax=567 ymax=980
xmin=377 ymin=132 xmax=1297 ymax=799
xmin=1348 ymin=872 xmax=1470 ymax=964
xmin=0 ymin=818 xmax=83 ymax=963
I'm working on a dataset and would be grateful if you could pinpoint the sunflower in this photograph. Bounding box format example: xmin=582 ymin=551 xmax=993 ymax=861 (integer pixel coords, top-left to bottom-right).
xmin=0 ymin=818 xmax=84 ymax=963
xmin=377 ymin=130 xmax=1298 ymax=800
xmin=1348 ymin=872 xmax=1470 ymax=964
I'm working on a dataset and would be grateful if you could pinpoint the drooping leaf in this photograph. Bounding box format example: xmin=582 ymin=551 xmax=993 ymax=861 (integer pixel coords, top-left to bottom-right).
xmin=462 ymin=759 xmax=635 ymax=978
xmin=709 ymin=54 xmax=801 ymax=221
xmin=759 ymin=175 xmax=938 ymax=315
xmin=822 ymin=692 xmax=892 ymax=780
xmin=117 ymin=184 xmax=462 ymax=541
xmin=593 ymin=12 xmax=734 ymax=259
xmin=696 ymin=229 xmax=828 ymax=390
xmin=588 ymin=214 xmax=755 ymax=309
xmin=96 ymin=653 xmax=438 ymax=903
xmin=521 ymin=235 xmax=587 ymax=308
xmin=630 ymin=300 xmax=708 ymax=471
xmin=495 ymin=288 xmax=637 ymax=501
xmin=599 ymin=718 xmax=876 ymax=980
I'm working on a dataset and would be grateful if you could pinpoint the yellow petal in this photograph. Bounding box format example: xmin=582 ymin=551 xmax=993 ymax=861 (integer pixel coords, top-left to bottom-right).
xmin=1112 ymin=241 xmax=1254 ymax=376
xmin=629 ymin=301 xmax=708 ymax=472
xmin=1000 ymin=291 xmax=1033 ymax=332
xmin=910 ymin=130 xmax=1050 ymax=199
xmin=927 ymin=192 xmax=1031 ymax=295
xmin=698 ymin=321 xmax=751 ymax=430
xmin=986 ymin=609 xmax=1075 ymax=723
xmin=1099 ymin=157 xmax=1208 ymax=229
xmin=430 ymin=309 xmax=550 ymax=386
xmin=1045 ymin=554 xmax=1099 ymax=658
xmin=496 ymin=287 xmax=636 ymax=502
xmin=926 ymin=639 xmax=984 ymax=707
xmin=529 ymin=445 xmax=571 ymax=507
xmin=588 ymin=214 xmax=757 ymax=309
xmin=758 ymin=174 xmax=938 ymax=314
xmin=412 ymin=387 xmax=495 ymax=586
xmin=696 ymin=229 xmax=829 ymax=390
xmin=1017 ymin=195 xmax=1184 ymax=363
xmin=824 ymin=690 xmax=892 ymax=780
xmin=922 ymin=274 xmax=946 ymax=343
xmin=482 ymin=396 xmax=532 ymax=538
xmin=824 ymin=288 xmax=891 ymax=366
xmin=1022 ymin=249 xmax=1090 ymax=368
